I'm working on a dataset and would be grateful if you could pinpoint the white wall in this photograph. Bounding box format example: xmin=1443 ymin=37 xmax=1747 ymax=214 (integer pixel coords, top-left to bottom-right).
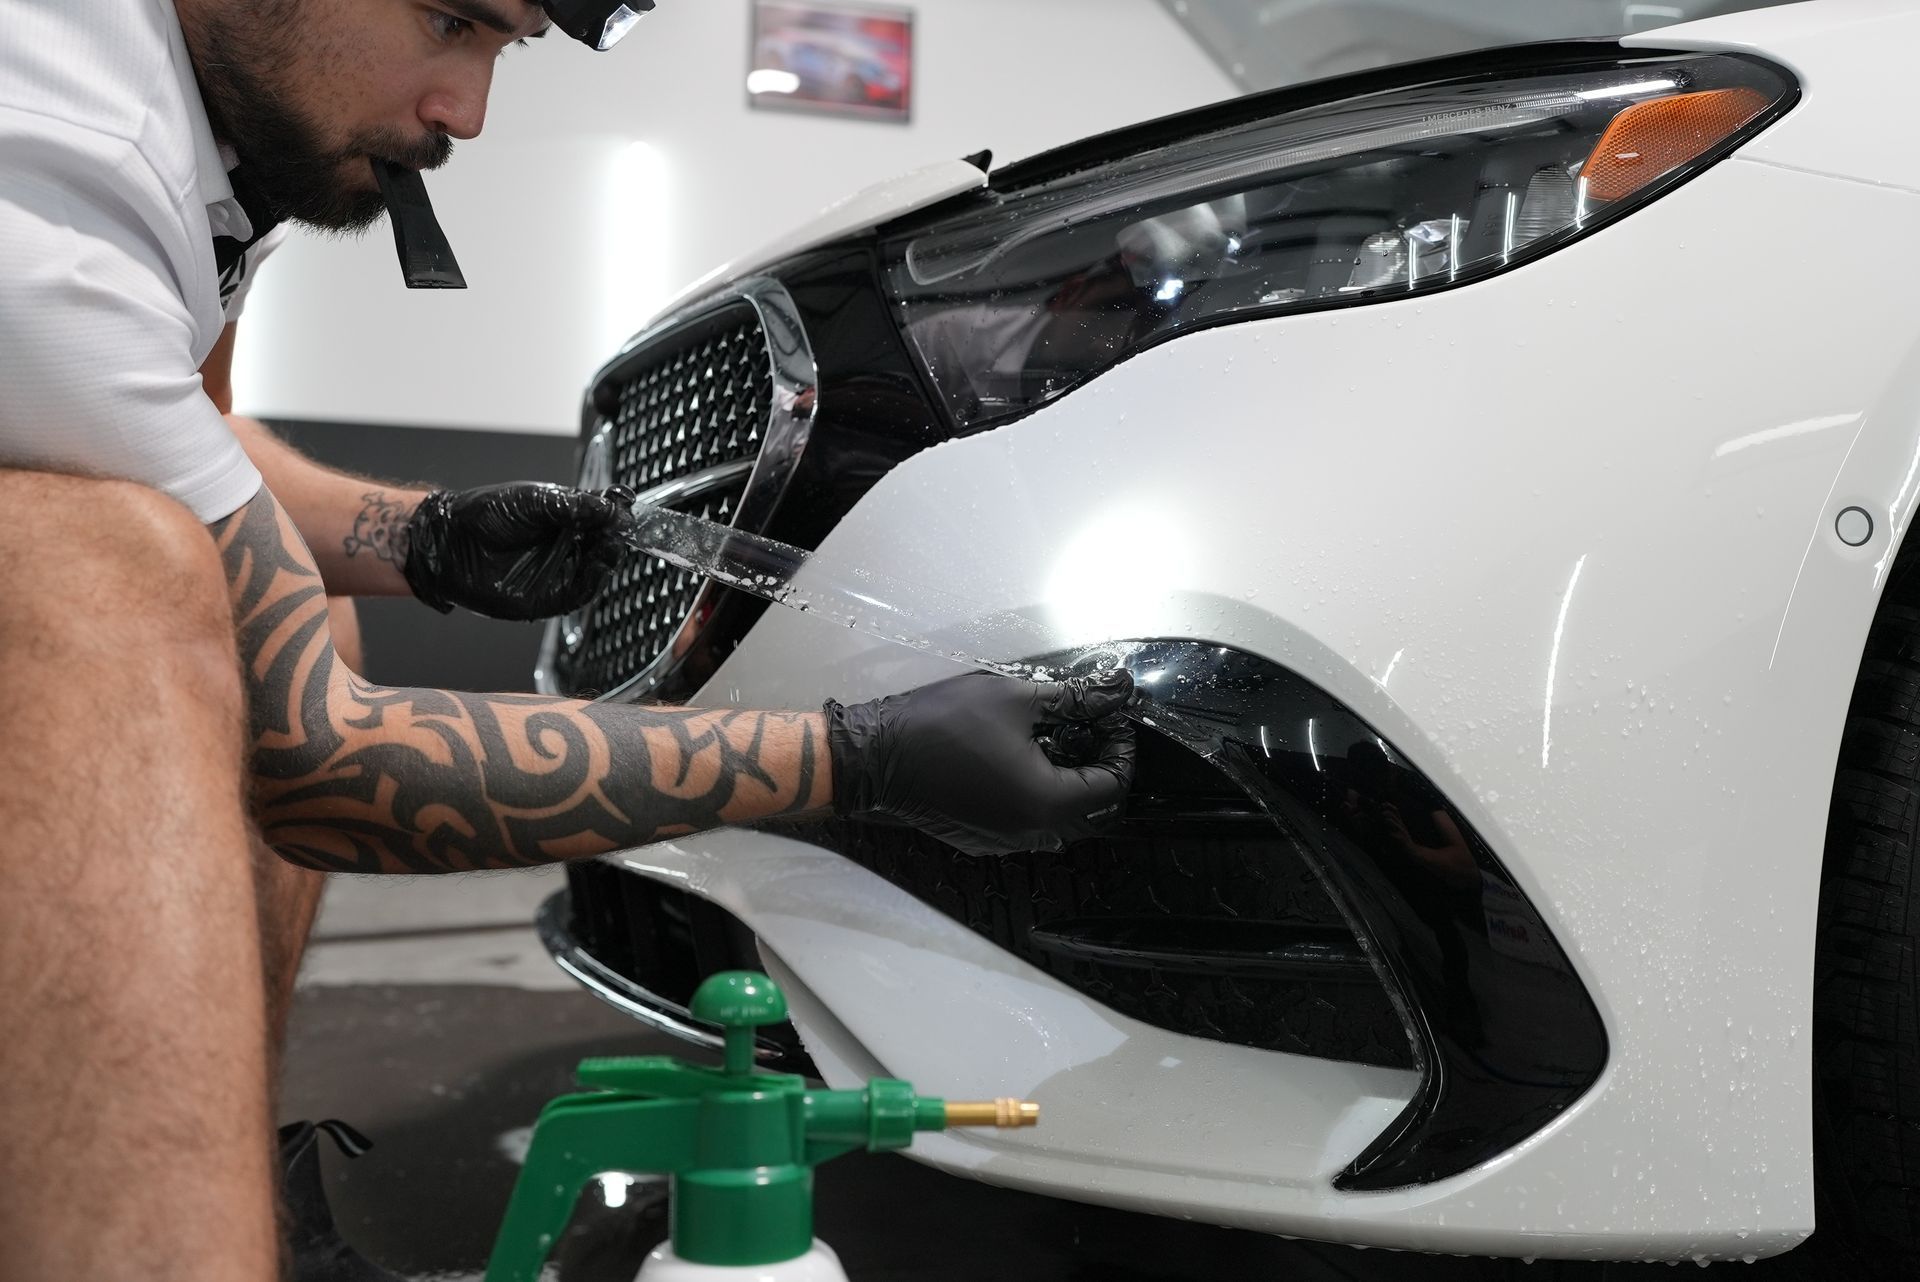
xmin=234 ymin=0 xmax=1234 ymax=435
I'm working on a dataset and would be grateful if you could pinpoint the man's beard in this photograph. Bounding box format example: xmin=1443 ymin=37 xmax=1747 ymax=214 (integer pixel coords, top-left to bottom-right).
xmin=191 ymin=8 xmax=453 ymax=233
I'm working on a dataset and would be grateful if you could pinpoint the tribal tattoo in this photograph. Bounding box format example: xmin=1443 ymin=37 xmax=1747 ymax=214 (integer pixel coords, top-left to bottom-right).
xmin=341 ymin=490 xmax=411 ymax=567
xmin=214 ymin=491 xmax=829 ymax=873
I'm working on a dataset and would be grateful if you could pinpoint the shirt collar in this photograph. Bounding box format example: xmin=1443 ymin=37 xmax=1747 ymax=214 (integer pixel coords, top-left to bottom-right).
xmin=161 ymin=0 xmax=254 ymax=242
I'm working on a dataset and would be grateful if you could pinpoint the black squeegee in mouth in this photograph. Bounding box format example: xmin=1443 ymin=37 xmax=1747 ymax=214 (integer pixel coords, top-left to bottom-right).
xmin=373 ymin=159 xmax=466 ymax=290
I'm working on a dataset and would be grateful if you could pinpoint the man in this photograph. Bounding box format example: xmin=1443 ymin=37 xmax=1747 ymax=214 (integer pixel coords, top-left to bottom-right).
xmin=0 ymin=3 xmax=1137 ymax=1279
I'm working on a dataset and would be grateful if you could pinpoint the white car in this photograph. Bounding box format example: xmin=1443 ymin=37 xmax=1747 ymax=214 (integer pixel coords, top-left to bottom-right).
xmin=535 ymin=0 xmax=1919 ymax=1269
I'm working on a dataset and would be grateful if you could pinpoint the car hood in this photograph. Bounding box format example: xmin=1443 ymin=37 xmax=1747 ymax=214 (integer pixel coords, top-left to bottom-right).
xmin=653 ymin=156 xmax=987 ymax=319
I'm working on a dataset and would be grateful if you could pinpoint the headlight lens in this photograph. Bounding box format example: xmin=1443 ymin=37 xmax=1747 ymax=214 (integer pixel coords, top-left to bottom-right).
xmin=882 ymin=51 xmax=1793 ymax=432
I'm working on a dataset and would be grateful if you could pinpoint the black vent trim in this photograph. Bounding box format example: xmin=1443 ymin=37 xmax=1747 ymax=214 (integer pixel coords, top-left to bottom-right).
xmin=784 ymin=639 xmax=1608 ymax=1191
xmin=558 ymin=860 xmax=812 ymax=1074
xmin=789 ymin=719 xmax=1413 ymax=1070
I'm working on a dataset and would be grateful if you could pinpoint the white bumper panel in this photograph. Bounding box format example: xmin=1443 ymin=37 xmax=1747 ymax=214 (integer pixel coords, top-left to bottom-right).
xmin=611 ymin=144 xmax=1920 ymax=1259
xmin=612 ymin=833 xmax=1417 ymax=1196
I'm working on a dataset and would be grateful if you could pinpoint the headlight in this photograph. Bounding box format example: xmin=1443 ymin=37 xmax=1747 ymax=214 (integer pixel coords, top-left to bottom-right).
xmin=882 ymin=49 xmax=1795 ymax=432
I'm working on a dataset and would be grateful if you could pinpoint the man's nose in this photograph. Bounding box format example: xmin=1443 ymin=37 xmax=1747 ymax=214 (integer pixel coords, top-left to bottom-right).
xmin=418 ymin=62 xmax=495 ymax=141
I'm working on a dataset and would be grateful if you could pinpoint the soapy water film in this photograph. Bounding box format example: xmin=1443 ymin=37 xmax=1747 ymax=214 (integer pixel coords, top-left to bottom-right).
xmin=624 ymin=501 xmax=1061 ymax=683
xmin=617 ymin=498 xmax=1225 ymax=747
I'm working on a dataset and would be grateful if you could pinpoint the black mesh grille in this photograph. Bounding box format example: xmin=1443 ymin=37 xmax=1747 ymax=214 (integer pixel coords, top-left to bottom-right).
xmin=567 ymin=485 xmax=743 ymax=696
xmin=561 ymin=304 xmax=772 ymax=697
xmin=607 ymin=309 xmax=770 ymax=490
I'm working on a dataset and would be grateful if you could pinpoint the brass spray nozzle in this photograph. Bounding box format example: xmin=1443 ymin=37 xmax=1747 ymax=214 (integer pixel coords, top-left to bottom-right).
xmin=943 ymin=1098 xmax=1039 ymax=1128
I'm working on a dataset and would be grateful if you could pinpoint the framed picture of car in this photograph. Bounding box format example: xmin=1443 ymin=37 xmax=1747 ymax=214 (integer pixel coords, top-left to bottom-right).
xmin=747 ymin=1 xmax=913 ymax=123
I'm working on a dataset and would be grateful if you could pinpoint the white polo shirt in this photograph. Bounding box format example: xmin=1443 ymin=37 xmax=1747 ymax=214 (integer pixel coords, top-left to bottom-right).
xmin=0 ymin=0 xmax=269 ymax=522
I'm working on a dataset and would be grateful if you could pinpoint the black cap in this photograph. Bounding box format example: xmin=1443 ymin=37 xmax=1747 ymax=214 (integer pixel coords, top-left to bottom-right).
xmin=540 ymin=0 xmax=655 ymax=50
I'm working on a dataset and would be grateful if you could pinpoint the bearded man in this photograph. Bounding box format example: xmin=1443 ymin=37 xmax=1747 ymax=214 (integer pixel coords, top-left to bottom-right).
xmin=0 ymin=4 xmax=1136 ymax=1279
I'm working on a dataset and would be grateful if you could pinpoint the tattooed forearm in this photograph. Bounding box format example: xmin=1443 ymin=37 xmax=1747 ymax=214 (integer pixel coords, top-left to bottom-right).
xmin=341 ymin=490 xmax=411 ymax=567
xmin=214 ymin=491 xmax=829 ymax=874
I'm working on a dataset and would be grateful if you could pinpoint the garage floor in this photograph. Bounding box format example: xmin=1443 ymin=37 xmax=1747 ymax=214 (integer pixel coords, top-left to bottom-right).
xmin=285 ymin=871 xmax=1858 ymax=1282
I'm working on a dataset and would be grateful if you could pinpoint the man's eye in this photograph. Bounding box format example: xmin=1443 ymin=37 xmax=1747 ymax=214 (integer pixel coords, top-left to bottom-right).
xmin=428 ymin=10 xmax=474 ymax=41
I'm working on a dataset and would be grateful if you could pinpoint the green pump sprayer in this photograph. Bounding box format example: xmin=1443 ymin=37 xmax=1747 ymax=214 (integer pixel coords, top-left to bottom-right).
xmin=485 ymin=970 xmax=1038 ymax=1281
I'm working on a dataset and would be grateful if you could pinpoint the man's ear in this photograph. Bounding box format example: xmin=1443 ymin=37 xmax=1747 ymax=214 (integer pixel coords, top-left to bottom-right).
xmin=199 ymin=322 xmax=239 ymax=416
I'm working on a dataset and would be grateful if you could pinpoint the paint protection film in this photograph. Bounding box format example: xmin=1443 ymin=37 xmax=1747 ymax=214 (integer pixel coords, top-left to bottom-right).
xmin=883 ymin=52 xmax=1793 ymax=433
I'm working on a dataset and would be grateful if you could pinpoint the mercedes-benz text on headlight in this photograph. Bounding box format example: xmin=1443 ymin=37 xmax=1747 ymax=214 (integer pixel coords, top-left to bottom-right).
xmin=883 ymin=51 xmax=1795 ymax=432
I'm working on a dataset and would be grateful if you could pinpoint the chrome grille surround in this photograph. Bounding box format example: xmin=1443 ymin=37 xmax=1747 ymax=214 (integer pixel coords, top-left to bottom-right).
xmin=537 ymin=278 xmax=817 ymax=700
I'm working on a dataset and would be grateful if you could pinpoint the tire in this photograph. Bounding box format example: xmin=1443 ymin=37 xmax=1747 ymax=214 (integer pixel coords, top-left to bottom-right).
xmin=1815 ymin=561 xmax=1920 ymax=1273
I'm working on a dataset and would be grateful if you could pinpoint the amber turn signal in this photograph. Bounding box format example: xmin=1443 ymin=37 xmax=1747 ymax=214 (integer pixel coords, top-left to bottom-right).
xmin=1583 ymin=87 xmax=1771 ymax=202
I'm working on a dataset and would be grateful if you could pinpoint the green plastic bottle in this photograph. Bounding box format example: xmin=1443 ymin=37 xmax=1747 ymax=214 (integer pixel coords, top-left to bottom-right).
xmin=486 ymin=970 xmax=1037 ymax=1281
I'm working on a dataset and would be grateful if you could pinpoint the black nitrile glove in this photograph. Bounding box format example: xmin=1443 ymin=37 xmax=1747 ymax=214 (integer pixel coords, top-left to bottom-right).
xmin=825 ymin=669 xmax=1137 ymax=856
xmin=402 ymin=482 xmax=636 ymax=621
